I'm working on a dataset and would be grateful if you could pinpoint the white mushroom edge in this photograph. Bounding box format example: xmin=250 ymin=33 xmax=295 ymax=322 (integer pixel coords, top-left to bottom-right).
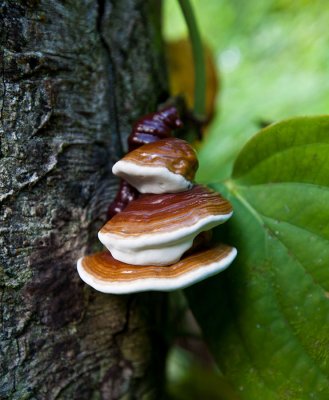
xmin=112 ymin=160 xmax=193 ymax=194
xmin=77 ymin=247 xmax=237 ymax=294
xmin=98 ymin=211 xmax=233 ymax=266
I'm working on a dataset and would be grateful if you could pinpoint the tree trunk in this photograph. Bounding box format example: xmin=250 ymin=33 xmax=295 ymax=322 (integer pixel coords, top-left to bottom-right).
xmin=0 ymin=1 xmax=168 ymax=398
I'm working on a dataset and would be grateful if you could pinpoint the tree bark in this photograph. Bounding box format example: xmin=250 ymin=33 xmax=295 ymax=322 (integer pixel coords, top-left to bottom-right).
xmin=0 ymin=1 xmax=168 ymax=398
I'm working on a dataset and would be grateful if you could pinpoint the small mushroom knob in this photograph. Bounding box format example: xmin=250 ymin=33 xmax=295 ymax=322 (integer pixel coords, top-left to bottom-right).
xmin=128 ymin=106 xmax=183 ymax=151
xmin=112 ymin=138 xmax=198 ymax=194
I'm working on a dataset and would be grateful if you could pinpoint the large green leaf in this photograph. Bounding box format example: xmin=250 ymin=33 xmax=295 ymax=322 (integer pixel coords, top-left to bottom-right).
xmin=187 ymin=116 xmax=329 ymax=399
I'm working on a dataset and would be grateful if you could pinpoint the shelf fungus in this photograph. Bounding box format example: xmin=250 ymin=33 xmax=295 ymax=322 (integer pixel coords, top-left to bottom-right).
xmin=98 ymin=185 xmax=233 ymax=266
xmin=77 ymin=108 xmax=237 ymax=293
xmin=112 ymin=138 xmax=198 ymax=194
xmin=77 ymin=244 xmax=237 ymax=294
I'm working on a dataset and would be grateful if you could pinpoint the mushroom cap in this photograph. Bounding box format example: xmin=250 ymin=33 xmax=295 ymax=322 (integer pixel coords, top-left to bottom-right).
xmin=77 ymin=244 xmax=237 ymax=294
xmin=112 ymin=138 xmax=198 ymax=194
xmin=98 ymin=185 xmax=233 ymax=266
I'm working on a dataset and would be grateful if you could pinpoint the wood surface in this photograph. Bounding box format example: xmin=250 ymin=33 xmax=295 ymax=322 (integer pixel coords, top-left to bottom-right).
xmin=0 ymin=1 xmax=168 ymax=398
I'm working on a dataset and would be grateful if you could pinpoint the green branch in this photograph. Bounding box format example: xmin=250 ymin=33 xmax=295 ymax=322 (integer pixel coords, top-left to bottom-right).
xmin=177 ymin=0 xmax=206 ymax=120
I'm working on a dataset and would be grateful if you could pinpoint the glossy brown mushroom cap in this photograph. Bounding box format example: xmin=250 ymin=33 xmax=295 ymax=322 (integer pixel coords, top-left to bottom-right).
xmin=77 ymin=244 xmax=237 ymax=293
xmin=112 ymin=138 xmax=198 ymax=194
xmin=100 ymin=185 xmax=232 ymax=237
xmin=98 ymin=185 xmax=233 ymax=266
xmin=128 ymin=106 xmax=183 ymax=151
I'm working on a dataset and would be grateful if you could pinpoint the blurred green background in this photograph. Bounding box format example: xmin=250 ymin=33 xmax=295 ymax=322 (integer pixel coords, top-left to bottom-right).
xmin=164 ymin=0 xmax=329 ymax=183
xmin=163 ymin=1 xmax=329 ymax=398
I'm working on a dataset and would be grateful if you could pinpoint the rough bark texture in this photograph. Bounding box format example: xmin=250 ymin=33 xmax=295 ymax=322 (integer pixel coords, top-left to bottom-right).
xmin=0 ymin=1 xmax=168 ymax=398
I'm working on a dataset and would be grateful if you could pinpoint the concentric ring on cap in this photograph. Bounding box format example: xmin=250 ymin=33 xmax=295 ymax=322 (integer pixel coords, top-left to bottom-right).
xmin=112 ymin=138 xmax=198 ymax=194
xmin=99 ymin=185 xmax=233 ymax=266
xmin=77 ymin=244 xmax=237 ymax=294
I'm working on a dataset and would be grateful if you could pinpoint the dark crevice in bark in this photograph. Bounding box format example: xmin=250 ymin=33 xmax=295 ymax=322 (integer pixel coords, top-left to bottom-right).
xmin=0 ymin=30 xmax=6 ymax=159
xmin=96 ymin=0 xmax=123 ymax=159
xmin=1 ymin=55 xmax=6 ymax=123
xmin=0 ymin=290 xmax=3 ymax=327
xmin=113 ymin=295 xmax=134 ymax=343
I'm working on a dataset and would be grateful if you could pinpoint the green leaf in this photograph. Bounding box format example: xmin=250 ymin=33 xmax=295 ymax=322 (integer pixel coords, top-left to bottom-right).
xmin=186 ymin=116 xmax=329 ymax=399
xmin=166 ymin=347 xmax=241 ymax=400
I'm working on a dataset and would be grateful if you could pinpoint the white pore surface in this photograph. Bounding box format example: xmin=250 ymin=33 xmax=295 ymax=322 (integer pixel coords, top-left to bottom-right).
xmin=98 ymin=212 xmax=233 ymax=266
xmin=77 ymin=247 xmax=237 ymax=294
xmin=112 ymin=160 xmax=193 ymax=194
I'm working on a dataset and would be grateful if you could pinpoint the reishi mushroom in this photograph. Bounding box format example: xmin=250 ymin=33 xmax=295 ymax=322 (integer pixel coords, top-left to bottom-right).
xmin=127 ymin=106 xmax=183 ymax=151
xmin=98 ymin=185 xmax=232 ymax=266
xmin=77 ymin=108 xmax=237 ymax=294
xmin=77 ymin=244 xmax=237 ymax=294
xmin=112 ymin=138 xmax=198 ymax=194
xmin=106 ymin=106 xmax=183 ymax=219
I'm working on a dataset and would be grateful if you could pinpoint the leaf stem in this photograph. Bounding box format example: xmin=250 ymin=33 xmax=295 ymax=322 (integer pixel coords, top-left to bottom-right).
xmin=177 ymin=0 xmax=206 ymax=120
